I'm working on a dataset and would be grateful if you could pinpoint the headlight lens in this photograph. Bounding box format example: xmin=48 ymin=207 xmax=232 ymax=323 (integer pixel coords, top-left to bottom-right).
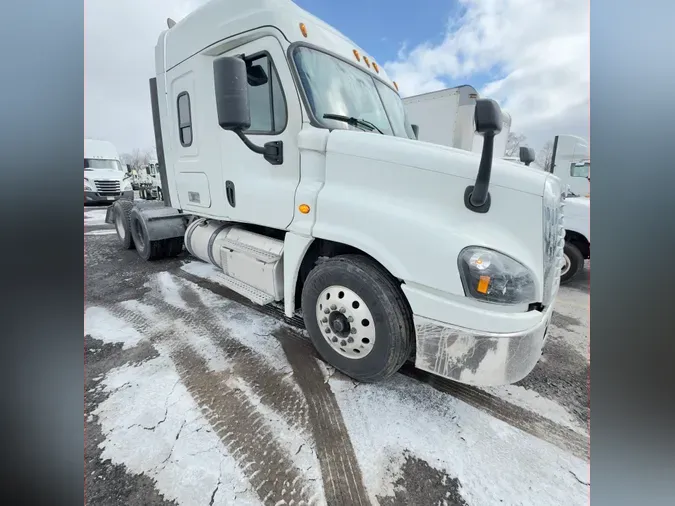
xmin=458 ymin=246 xmax=537 ymax=305
xmin=84 ymin=178 xmax=92 ymax=191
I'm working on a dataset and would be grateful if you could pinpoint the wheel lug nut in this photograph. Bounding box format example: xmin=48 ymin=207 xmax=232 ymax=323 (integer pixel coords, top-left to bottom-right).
xmin=332 ymin=337 xmax=338 ymax=343
xmin=324 ymin=308 xmax=330 ymax=314
xmin=330 ymin=304 xmax=337 ymax=310
xmin=322 ymin=317 xmax=328 ymax=323
xmin=340 ymin=340 xmax=347 ymax=347
xmin=351 ymin=328 xmax=357 ymax=334
xmin=325 ymin=327 xmax=331 ymax=333
xmin=348 ymin=316 xmax=354 ymax=322
xmin=347 ymin=337 xmax=354 ymax=343
xmin=339 ymin=307 xmax=346 ymax=313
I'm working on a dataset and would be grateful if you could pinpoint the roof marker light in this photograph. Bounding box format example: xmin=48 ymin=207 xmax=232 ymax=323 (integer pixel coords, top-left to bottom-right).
xmin=299 ymin=23 xmax=308 ymax=37
xmin=372 ymin=62 xmax=379 ymax=73
xmin=353 ymin=49 xmax=361 ymax=61
xmin=363 ymin=56 xmax=371 ymax=68
xmin=393 ymin=81 xmax=399 ymax=91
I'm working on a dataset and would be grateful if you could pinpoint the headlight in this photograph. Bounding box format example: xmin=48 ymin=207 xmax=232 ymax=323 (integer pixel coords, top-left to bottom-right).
xmin=458 ymin=246 xmax=537 ymax=305
xmin=122 ymin=179 xmax=132 ymax=191
xmin=84 ymin=178 xmax=93 ymax=191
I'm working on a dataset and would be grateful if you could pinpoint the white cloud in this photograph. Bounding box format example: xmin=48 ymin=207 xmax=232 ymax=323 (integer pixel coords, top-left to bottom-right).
xmin=85 ymin=1 xmax=204 ymax=154
xmin=384 ymin=0 xmax=590 ymax=151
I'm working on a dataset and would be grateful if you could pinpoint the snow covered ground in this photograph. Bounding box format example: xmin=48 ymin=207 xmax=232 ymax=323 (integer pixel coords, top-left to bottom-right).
xmin=85 ymin=207 xmax=590 ymax=506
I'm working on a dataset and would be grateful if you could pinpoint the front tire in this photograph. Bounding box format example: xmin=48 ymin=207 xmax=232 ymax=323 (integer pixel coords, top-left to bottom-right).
xmin=301 ymin=255 xmax=414 ymax=383
xmin=561 ymin=241 xmax=583 ymax=283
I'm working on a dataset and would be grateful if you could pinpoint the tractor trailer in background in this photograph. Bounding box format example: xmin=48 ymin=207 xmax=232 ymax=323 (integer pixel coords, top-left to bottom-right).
xmin=106 ymin=0 xmax=566 ymax=387
xmin=402 ymin=86 xmax=513 ymax=159
xmin=550 ymin=134 xmax=590 ymax=198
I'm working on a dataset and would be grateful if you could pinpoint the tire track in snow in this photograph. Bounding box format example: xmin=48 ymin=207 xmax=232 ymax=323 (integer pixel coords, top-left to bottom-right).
xmin=278 ymin=329 xmax=370 ymax=506
xmin=102 ymin=277 xmax=323 ymax=504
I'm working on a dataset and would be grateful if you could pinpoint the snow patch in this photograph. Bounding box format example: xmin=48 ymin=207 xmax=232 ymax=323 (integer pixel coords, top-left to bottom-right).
xmin=93 ymin=348 xmax=259 ymax=506
xmin=84 ymin=209 xmax=109 ymax=226
xmin=329 ymin=374 xmax=589 ymax=506
xmin=85 ymin=229 xmax=117 ymax=236
xmin=85 ymin=306 xmax=144 ymax=349
xmin=484 ymin=384 xmax=587 ymax=435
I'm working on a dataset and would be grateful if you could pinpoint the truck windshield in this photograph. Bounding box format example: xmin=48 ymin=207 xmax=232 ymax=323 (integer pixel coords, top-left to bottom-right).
xmin=85 ymin=158 xmax=123 ymax=171
xmin=292 ymin=46 xmax=415 ymax=139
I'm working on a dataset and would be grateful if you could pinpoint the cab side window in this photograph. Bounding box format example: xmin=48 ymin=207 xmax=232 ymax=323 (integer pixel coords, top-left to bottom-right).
xmin=177 ymin=92 xmax=193 ymax=147
xmin=244 ymin=53 xmax=287 ymax=134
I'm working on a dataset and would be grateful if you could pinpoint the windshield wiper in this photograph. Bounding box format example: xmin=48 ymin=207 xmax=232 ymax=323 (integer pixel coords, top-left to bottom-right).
xmin=323 ymin=114 xmax=384 ymax=134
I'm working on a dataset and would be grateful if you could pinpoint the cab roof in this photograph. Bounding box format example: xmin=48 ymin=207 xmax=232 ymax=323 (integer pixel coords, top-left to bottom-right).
xmin=156 ymin=0 xmax=395 ymax=88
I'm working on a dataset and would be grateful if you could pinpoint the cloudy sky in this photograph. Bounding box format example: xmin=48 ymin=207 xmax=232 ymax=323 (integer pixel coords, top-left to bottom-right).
xmin=85 ymin=0 xmax=589 ymax=155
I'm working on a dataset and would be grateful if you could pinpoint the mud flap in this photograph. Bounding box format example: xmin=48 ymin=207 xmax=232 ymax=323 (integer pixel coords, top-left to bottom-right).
xmin=134 ymin=206 xmax=190 ymax=241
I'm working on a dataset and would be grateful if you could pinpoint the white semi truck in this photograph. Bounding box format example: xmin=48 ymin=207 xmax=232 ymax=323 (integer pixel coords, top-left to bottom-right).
xmin=549 ymin=134 xmax=590 ymax=198
xmin=403 ymin=86 xmax=514 ymax=159
xmin=106 ymin=0 xmax=566 ymax=387
xmin=84 ymin=139 xmax=134 ymax=204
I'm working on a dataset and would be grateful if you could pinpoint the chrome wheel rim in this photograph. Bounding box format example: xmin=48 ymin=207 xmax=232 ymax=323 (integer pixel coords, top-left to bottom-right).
xmin=315 ymin=285 xmax=375 ymax=360
xmin=561 ymin=252 xmax=571 ymax=276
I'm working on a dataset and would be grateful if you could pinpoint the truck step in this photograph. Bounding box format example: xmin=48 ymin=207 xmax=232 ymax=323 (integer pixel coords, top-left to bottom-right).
xmin=215 ymin=272 xmax=276 ymax=306
xmin=220 ymin=237 xmax=281 ymax=264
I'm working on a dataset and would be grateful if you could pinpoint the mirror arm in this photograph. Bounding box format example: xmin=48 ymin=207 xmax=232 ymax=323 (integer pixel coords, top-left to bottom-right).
xmin=464 ymin=132 xmax=494 ymax=213
xmin=234 ymin=129 xmax=284 ymax=165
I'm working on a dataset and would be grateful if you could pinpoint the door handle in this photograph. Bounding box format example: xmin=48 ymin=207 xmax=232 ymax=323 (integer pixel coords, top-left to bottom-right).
xmin=225 ymin=180 xmax=236 ymax=208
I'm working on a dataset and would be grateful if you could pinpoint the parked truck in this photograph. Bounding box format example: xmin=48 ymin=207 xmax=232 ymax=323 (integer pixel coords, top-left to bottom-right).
xmin=106 ymin=0 xmax=566 ymax=387
xmin=549 ymin=134 xmax=590 ymax=198
xmin=84 ymin=139 xmax=134 ymax=204
xmin=402 ymin=86 xmax=513 ymax=159
xmin=137 ymin=159 xmax=164 ymax=201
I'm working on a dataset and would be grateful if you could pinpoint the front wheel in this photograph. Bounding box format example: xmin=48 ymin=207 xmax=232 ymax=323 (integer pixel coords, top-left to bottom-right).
xmin=301 ymin=255 xmax=414 ymax=383
xmin=561 ymin=241 xmax=584 ymax=283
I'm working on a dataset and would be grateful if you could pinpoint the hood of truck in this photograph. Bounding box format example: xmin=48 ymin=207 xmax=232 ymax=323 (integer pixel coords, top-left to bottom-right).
xmin=325 ymin=129 xmax=549 ymax=196
xmin=84 ymin=169 xmax=125 ymax=181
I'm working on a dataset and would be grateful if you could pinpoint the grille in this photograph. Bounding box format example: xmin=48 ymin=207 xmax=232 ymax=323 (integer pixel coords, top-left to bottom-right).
xmin=542 ymin=179 xmax=565 ymax=306
xmin=94 ymin=180 xmax=121 ymax=195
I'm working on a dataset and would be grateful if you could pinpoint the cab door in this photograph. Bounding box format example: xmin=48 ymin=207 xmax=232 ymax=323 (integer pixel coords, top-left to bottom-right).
xmin=215 ymin=36 xmax=302 ymax=230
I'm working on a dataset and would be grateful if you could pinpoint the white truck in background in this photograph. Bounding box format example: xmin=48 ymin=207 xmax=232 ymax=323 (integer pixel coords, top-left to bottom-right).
xmin=106 ymin=0 xmax=566 ymax=387
xmin=84 ymin=139 xmax=134 ymax=204
xmin=137 ymin=158 xmax=164 ymax=201
xmin=549 ymin=134 xmax=590 ymax=197
xmin=403 ymin=86 xmax=515 ymax=160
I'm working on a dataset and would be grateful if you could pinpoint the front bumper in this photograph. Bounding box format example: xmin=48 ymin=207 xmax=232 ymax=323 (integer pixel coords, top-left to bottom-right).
xmin=412 ymin=306 xmax=552 ymax=386
xmin=84 ymin=190 xmax=134 ymax=203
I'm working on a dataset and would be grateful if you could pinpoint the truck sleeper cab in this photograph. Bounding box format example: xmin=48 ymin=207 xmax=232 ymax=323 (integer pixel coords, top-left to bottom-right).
xmin=107 ymin=0 xmax=565 ymax=387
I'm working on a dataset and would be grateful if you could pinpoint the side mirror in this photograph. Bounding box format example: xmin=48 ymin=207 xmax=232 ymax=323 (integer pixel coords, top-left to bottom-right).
xmin=519 ymin=146 xmax=535 ymax=166
xmin=465 ymin=99 xmax=503 ymax=213
xmin=213 ymin=56 xmax=251 ymax=130
xmin=411 ymin=124 xmax=419 ymax=140
xmin=213 ymin=56 xmax=283 ymax=165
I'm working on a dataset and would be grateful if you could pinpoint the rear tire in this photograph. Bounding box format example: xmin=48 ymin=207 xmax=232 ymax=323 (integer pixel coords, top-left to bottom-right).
xmin=129 ymin=208 xmax=183 ymax=261
xmin=301 ymin=254 xmax=414 ymax=383
xmin=561 ymin=241 xmax=583 ymax=283
xmin=112 ymin=200 xmax=135 ymax=250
